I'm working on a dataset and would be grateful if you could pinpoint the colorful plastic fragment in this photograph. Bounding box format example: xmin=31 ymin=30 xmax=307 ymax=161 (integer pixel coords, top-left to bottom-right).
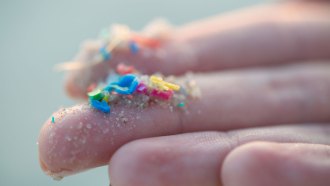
xmin=129 ymin=41 xmax=139 ymax=54
xmin=51 ymin=116 xmax=55 ymax=124
xmin=132 ymin=35 xmax=160 ymax=48
xmin=150 ymin=75 xmax=167 ymax=90
xmin=151 ymin=89 xmax=173 ymax=100
xmin=136 ymin=83 xmax=148 ymax=94
xmin=104 ymin=74 xmax=139 ymax=95
xmin=99 ymin=46 xmax=111 ymax=60
xmin=150 ymin=75 xmax=180 ymax=91
xmin=116 ymin=64 xmax=135 ymax=75
xmin=88 ymin=89 xmax=104 ymax=100
xmin=177 ymin=102 xmax=185 ymax=107
xmin=90 ymin=99 xmax=110 ymax=113
xmin=102 ymin=93 xmax=110 ymax=102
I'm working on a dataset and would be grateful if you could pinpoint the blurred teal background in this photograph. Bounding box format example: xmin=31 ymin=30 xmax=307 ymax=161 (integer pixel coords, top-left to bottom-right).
xmin=0 ymin=0 xmax=267 ymax=185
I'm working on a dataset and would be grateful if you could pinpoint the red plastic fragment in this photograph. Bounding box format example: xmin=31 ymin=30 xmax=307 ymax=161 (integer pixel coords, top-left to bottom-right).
xmin=116 ymin=63 xmax=136 ymax=75
xmin=151 ymin=89 xmax=173 ymax=100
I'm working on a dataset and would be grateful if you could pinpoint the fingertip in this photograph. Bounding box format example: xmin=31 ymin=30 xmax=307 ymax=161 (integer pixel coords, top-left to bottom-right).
xmin=38 ymin=105 xmax=111 ymax=178
xmin=38 ymin=103 xmax=182 ymax=180
xmin=222 ymin=142 xmax=330 ymax=186
xmin=38 ymin=112 xmax=77 ymax=178
xmin=221 ymin=142 xmax=278 ymax=186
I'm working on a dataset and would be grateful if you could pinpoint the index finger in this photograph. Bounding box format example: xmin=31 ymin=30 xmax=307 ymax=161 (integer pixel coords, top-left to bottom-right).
xmin=39 ymin=63 xmax=330 ymax=179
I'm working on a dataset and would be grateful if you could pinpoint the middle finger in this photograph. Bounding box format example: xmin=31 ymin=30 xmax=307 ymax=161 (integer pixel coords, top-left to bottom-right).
xmin=39 ymin=62 xmax=330 ymax=177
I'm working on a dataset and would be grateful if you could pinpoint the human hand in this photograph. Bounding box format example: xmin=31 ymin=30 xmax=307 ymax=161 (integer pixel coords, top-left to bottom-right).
xmin=38 ymin=1 xmax=330 ymax=186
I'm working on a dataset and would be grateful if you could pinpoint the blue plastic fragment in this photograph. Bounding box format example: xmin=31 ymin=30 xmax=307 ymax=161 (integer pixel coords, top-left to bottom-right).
xmin=129 ymin=41 xmax=139 ymax=54
xmin=90 ymin=99 xmax=111 ymax=113
xmin=99 ymin=46 xmax=111 ymax=60
xmin=104 ymin=74 xmax=139 ymax=95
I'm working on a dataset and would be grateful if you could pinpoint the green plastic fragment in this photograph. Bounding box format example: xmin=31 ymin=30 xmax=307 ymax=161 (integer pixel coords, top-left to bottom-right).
xmin=88 ymin=89 xmax=104 ymax=100
xmin=177 ymin=102 xmax=185 ymax=107
xmin=51 ymin=116 xmax=55 ymax=124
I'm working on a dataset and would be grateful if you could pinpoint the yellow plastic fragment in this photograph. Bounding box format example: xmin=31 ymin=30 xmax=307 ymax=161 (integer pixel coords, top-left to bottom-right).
xmin=102 ymin=94 xmax=110 ymax=102
xmin=150 ymin=75 xmax=180 ymax=91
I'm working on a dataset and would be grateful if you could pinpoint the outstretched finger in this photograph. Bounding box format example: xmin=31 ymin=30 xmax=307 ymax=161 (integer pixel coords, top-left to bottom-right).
xmin=39 ymin=63 xmax=330 ymax=178
xmin=65 ymin=1 xmax=330 ymax=98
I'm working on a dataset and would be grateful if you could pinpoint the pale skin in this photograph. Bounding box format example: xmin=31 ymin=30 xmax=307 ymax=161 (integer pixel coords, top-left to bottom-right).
xmin=38 ymin=0 xmax=330 ymax=186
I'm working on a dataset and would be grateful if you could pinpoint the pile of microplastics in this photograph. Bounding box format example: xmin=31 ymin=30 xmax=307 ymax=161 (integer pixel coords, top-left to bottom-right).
xmin=87 ymin=64 xmax=200 ymax=114
xmin=56 ymin=19 xmax=172 ymax=71
xmin=54 ymin=19 xmax=200 ymax=113
xmin=96 ymin=24 xmax=163 ymax=62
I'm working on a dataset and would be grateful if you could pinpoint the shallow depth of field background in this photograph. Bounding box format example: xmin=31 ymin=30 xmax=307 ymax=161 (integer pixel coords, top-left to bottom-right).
xmin=0 ymin=0 xmax=267 ymax=185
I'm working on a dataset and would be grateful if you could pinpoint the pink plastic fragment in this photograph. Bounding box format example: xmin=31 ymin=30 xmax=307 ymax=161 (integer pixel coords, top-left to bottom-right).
xmin=136 ymin=83 xmax=148 ymax=94
xmin=116 ymin=64 xmax=135 ymax=75
xmin=151 ymin=89 xmax=173 ymax=100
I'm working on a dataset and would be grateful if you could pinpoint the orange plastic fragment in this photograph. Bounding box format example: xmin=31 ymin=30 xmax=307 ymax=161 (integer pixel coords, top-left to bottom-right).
xmin=131 ymin=34 xmax=161 ymax=48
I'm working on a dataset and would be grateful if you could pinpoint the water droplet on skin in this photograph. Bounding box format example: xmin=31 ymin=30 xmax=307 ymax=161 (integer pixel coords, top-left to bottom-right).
xmin=86 ymin=124 xmax=92 ymax=129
